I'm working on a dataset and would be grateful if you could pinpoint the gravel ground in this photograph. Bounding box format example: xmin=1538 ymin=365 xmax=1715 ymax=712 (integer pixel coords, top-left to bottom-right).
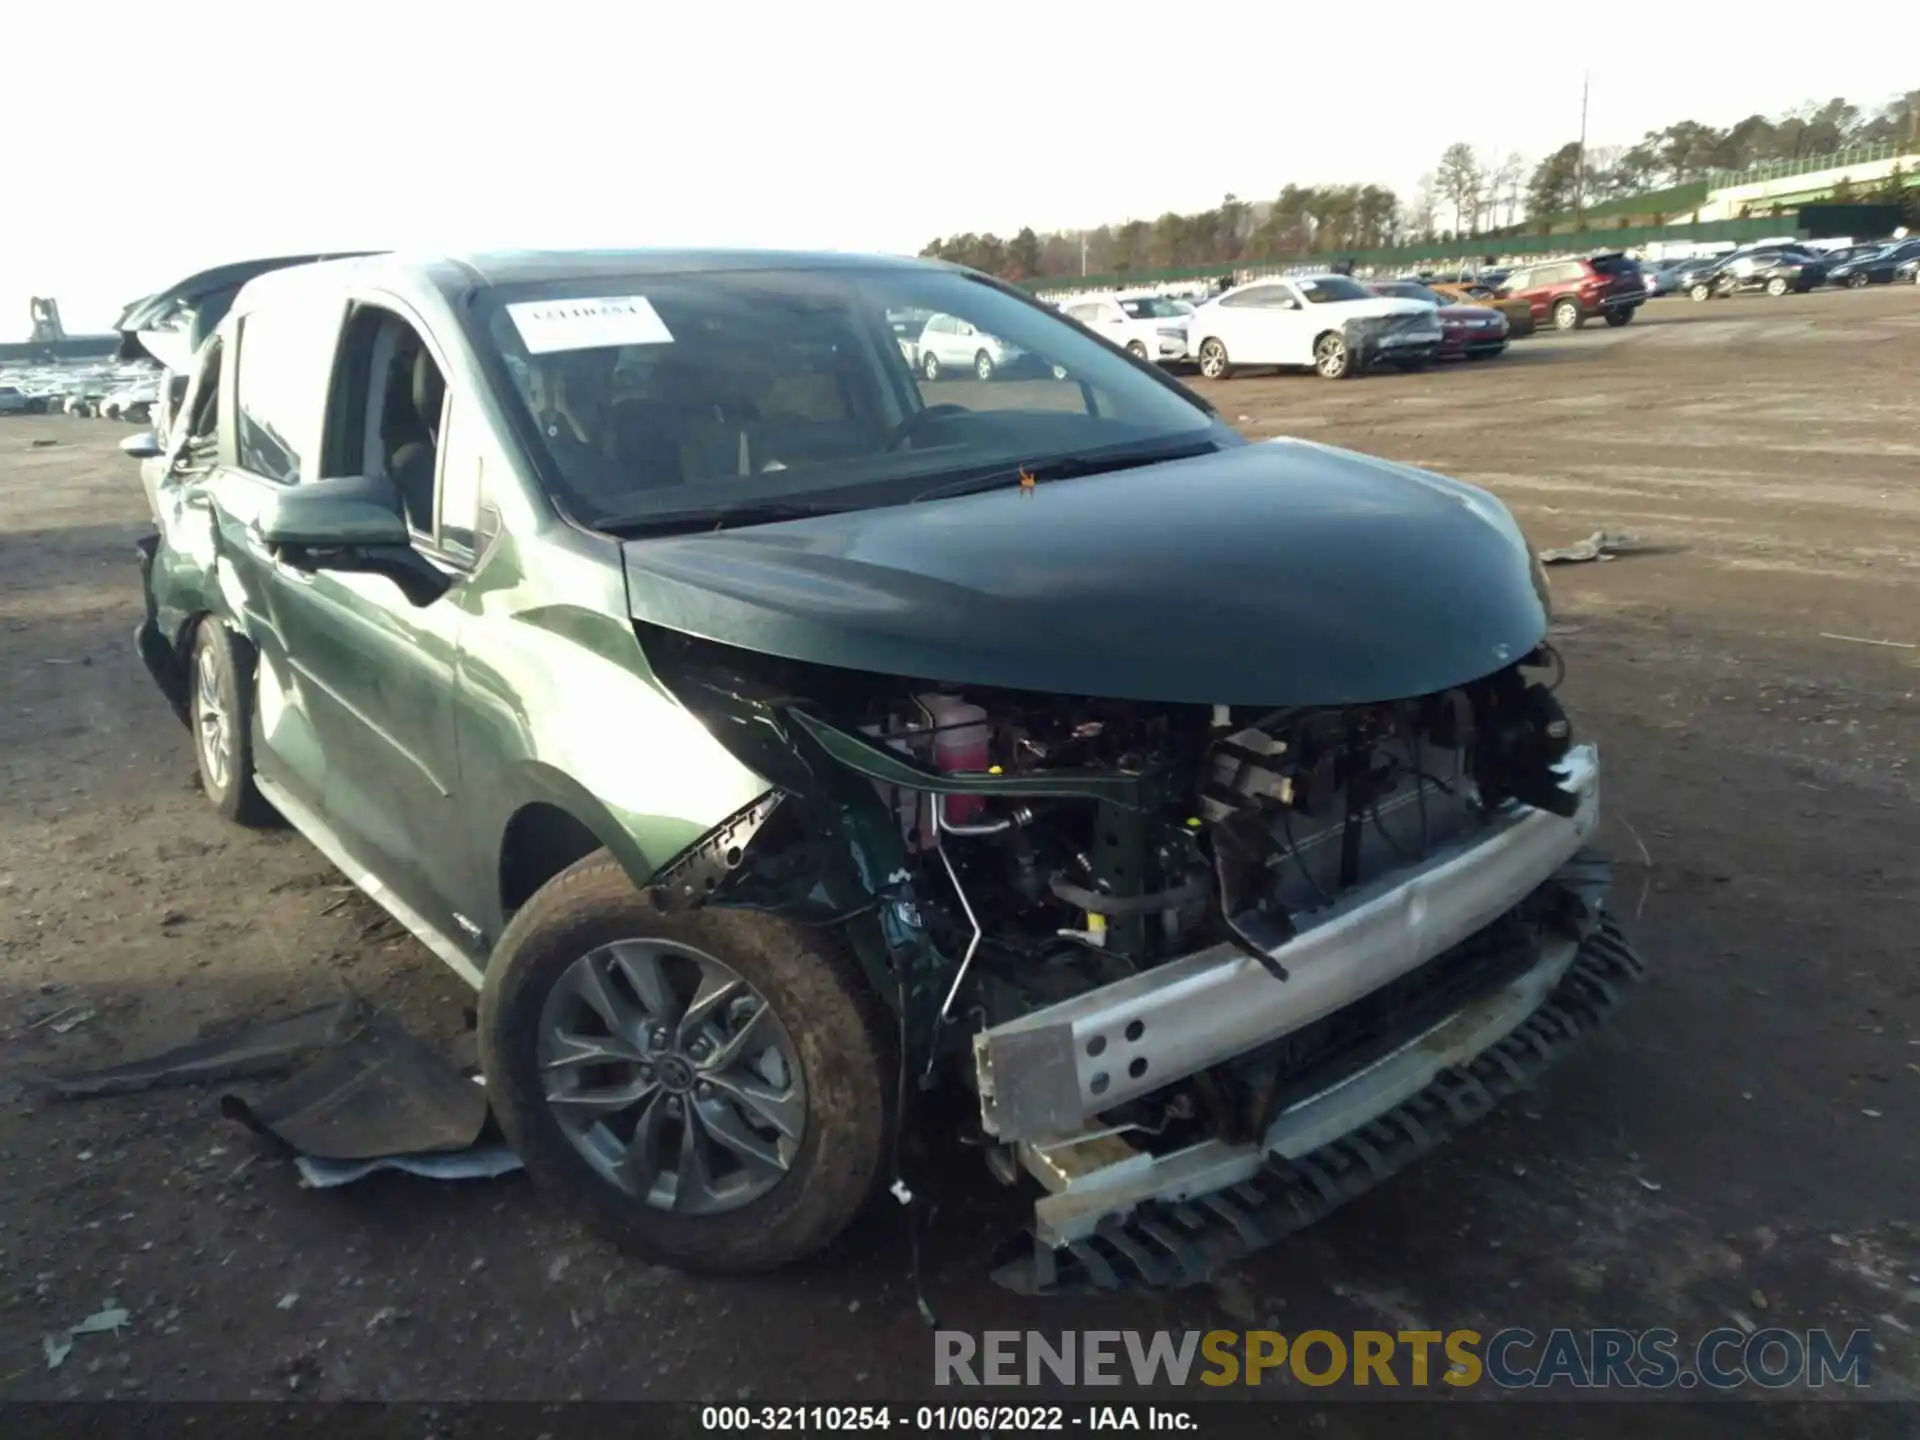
xmin=1 ymin=285 xmax=1916 ymax=1423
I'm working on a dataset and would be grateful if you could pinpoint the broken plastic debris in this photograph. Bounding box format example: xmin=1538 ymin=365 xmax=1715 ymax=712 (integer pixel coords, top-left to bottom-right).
xmin=277 ymin=1292 xmax=299 ymax=1310
xmin=890 ymin=1178 xmax=914 ymax=1205
xmin=45 ymin=1304 xmax=129 ymax=1368
xmin=294 ymin=1143 xmax=523 ymax=1189
xmin=1636 ymin=1176 xmax=1662 ymax=1192
xmin=1540 ymin=530 xmax=1641 ymax=564
xmin=71 ymin=1306 xmax=130 ymax=1335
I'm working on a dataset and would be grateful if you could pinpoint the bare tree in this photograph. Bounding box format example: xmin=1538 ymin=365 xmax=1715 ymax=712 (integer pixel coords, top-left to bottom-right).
xmin=1492 ymin=152 xmax=1526 ymax=228
xmin=1436 ymin=143 xmax=1483 ymax=236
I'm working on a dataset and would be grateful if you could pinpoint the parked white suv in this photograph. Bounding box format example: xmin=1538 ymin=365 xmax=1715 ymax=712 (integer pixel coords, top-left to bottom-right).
xmin=1061 ymin=292 xmax=1191 ymax=364
xmin=915 ymin=312 xmax=1031 ymax=381
xmin=1186 ymin=274 xmax=1443 ymax=380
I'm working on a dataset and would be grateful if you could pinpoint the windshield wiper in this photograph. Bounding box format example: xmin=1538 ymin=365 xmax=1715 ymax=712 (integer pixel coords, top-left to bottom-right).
xmin=906 ymin=439 xmax=1221 ymax=505
xmin=595 ymin=498 xmax=850 ymax=538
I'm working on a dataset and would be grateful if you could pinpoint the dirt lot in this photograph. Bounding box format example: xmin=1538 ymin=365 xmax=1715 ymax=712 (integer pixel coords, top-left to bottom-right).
xmin=1 ymin=287 xmax=1917 ymax=1418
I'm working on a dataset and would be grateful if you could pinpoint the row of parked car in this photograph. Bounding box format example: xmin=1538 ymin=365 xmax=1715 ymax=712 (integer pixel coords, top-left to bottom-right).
xmin=0 ymin=364 xmax=161 ymax=420
xmin=1008 ymin=252 xmax=1645 ymax=382
xmin=1641 ymin=235 xmax=1920 ymax=300
xmin=1017 ymin=231 xmax=1915 ymax=383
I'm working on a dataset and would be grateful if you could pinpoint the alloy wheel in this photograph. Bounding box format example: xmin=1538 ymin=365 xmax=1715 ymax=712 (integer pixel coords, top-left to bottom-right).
xmin=194 ymin=645 xmax=229 ymax=791
xmin=538 ymin=939 xmax=807 ymax=1216
xmin=1314 ymin=334 xmax=1348 ymax=378
xmin=974 ymin=352 xmax=995 ymax=382
xmin=922 ymin=352 xmax=940 ymax=381
xmin=1198 ymin=340 xmax=1228 ymax=379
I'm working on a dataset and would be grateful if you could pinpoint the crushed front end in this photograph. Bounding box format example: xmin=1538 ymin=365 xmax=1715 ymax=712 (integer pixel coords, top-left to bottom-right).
xmin=644 ymin=629 xmax=1643 ymax=1293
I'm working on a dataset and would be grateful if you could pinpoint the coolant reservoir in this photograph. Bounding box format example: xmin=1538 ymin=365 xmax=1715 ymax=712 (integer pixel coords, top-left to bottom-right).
xmin=919 ymin=694 xmax=991 ymax=826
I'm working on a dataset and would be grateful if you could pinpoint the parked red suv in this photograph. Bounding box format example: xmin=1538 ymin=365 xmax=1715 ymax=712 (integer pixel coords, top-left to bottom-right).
xmin=1497 ymin=254 xmax=1646 ymax=332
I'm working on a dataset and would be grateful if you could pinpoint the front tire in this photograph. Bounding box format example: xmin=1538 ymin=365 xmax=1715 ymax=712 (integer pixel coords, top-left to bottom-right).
xmin=1125 ymin=340 xmax=1148 ymax=360
xmin=973 ymin=350 xmax=996 ymax=382
xmin=1765 ymin=277 xmax=1789 ymax=297
xmin=1689 ymin=282 xmax=1711 ymax=302
xmin=189 ymin=620 xmax=273 ymax=826
xmin=1553 ymin=298 xmax=1584 ymax=331
xmin=1847 ymin=272 xmax=1869 ymax=290
xmin=920 ymin=351 xmax=941 ymax=381
xmin=479 ymin=856 xmax=895 ymax=1275
xmin=1313 ymin=332 xmax=1353 ymax=379
xmin=1196 ymin=338 xmax=1231 ymax=379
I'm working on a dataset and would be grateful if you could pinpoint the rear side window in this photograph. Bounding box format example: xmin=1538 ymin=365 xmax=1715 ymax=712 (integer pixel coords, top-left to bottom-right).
xmin=1589 ymin=255 xmax=1635 ymax=276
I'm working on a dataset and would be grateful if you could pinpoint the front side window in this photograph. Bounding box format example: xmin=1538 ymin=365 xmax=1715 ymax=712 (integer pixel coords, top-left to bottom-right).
xmin=1119 ymin=296 xmax=1186 ymax=319
xmin=235 ymin=305 xmax=336 ymax=485
xmin=473 ymin=266 xmax=1222 ymax=532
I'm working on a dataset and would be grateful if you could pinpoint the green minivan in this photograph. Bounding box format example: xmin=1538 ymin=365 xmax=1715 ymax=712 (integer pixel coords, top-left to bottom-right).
xmin=121 ymin=249 xmax=1641 ymax=1293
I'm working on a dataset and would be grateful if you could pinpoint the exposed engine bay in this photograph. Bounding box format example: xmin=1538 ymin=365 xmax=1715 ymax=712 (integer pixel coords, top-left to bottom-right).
xmin=634 ymin=617 xmax=1636 ymax=1292
xmin=645 ymin=622 xmax=1587 ymax=1148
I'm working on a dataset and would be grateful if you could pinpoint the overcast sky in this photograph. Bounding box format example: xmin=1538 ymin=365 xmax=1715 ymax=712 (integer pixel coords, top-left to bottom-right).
xmin=4 ymin=0 xmax=1915 ymax=335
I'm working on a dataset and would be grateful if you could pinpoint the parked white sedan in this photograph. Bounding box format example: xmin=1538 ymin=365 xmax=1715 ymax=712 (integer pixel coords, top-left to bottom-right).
xmin=1060 ymin=292 xmax=1191 ymax=364
xmin=1186 ymin=274 xmax=1442 ymax=380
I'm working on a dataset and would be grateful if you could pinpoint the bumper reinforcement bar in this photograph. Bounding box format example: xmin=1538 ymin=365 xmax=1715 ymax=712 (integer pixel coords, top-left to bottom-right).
xmin=990 ymin=911 xmax=1645 ymax=1295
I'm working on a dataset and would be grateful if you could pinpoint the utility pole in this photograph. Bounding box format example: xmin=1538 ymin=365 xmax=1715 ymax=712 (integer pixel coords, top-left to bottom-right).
xmin=1080 ymin=234 xmax=1089 ymax=277
xmin=1574 ymin=70 xmax=1590 ymax=229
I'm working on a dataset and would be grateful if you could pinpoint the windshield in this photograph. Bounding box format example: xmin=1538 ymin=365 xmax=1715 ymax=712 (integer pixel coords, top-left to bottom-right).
xmin=1119 ymin=296 xmax=1188 ymax=319
xmin=475 ymin=266 xmax=1221 ymax=530
xmin=1365 ymin=282 xmax=1442 ymax=305
xmin=1295 ymin=276 xmax=1372 ymax=304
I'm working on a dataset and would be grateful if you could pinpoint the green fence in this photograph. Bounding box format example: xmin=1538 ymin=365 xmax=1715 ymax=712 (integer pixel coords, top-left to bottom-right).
xmin=1025 ymin=216 xmax=1806 ymax=296
xmin=1702 ymin=140 xmax=1913 ymax=191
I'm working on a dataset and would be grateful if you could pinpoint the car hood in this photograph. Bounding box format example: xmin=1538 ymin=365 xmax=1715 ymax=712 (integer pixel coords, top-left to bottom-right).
xmin=1437 ymin=303 xmax=1499 ymax=321
xmin=622 ymin=439 xmax=1547 ymax=706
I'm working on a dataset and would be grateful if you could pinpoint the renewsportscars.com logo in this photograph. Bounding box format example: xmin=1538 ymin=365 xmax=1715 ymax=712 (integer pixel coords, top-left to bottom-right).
xmin=934 ymin=1328 xmax=1875 ymax=1391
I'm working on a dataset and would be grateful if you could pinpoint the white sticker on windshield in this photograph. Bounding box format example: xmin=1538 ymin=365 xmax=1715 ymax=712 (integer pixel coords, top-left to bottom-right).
xmin=506 ymin=295 xmax=674 ymax=354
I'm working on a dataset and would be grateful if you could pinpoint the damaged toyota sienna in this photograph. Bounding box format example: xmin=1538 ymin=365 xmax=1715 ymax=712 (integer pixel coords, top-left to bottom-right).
xmin=119 ymin=249 xmax=1642 ymax=1294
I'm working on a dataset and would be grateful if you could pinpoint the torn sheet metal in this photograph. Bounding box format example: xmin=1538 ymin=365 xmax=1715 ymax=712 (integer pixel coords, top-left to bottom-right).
xmin=44 ymin=997 xmax=364 ymax=1098
xmin=221 ymin=1009 xmax=488 ymax=1161
xmin=294 ymin=1143 xmax=524 ymax=1189
xmin=1540 ymin=530 xmax=1641 ymax=564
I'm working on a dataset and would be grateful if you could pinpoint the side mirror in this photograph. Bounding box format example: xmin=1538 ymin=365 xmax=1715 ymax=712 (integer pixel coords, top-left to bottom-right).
xmin=255 ymin=474 xmax=411 ymax=549
xmin=257 ymin=475 xmax=450 ymax=607
xmin=120 ymin=430 xmax=163 ymax=460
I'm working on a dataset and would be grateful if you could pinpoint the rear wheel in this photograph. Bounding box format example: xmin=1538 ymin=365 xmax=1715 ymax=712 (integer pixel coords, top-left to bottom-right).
xmin=479 ymin=856 xmax=894 ymax=1274
xmin=1196 ymin=338 xmax=1232 ymax=380
xmin=1765 ymin=276 xmax=1789 ymax=297
xmin=920 ymin=351 xmax=941 ymax=381
xmin=1847 ymin=272 xmax=1869 ymax=290
xmin=1604 ymin=307 xmax=1634 ymax=327
xmin=1314 ymin=332 xmax=1353 ymax=379
xmin=973 ymin=350 xmax=996 ymax=382
xmin=1552 ymin=298 xmax=1583 ymax=331
xmin=189 ymin=620 xmax=273 ymax=827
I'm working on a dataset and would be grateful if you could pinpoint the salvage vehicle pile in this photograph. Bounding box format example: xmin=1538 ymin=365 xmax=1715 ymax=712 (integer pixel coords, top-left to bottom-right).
xmin=109 ymin=248 xmax=1644 ymax=1295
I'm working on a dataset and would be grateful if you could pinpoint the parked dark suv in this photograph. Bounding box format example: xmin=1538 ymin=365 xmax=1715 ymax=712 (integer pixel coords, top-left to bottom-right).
xmin=1496 ymin=254 xmax=1646 ymax=331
